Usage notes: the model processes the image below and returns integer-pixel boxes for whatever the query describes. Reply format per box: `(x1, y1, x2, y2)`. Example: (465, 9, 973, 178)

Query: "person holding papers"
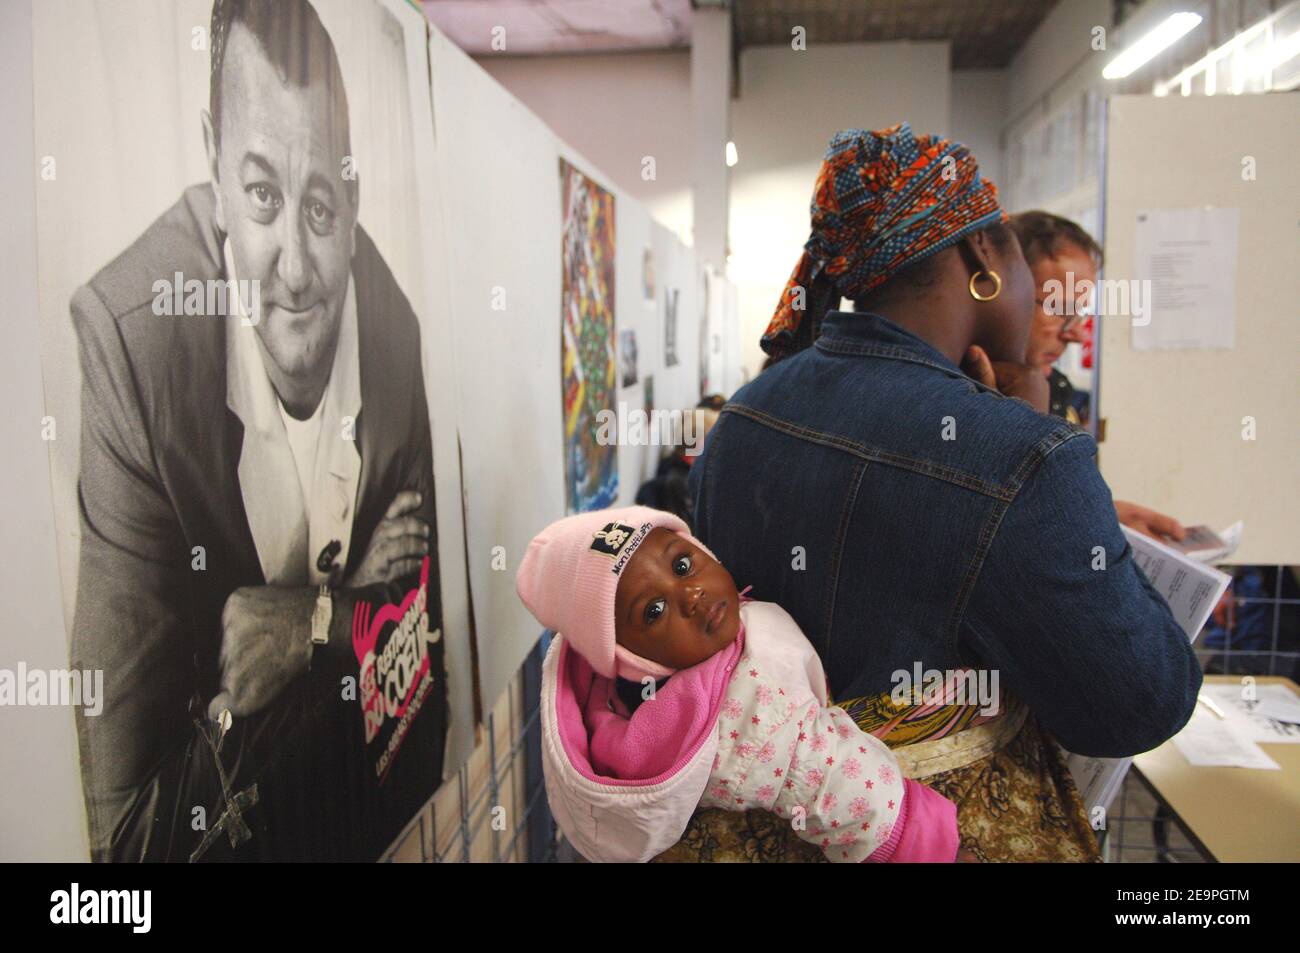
(1009, 211, 1188, 545)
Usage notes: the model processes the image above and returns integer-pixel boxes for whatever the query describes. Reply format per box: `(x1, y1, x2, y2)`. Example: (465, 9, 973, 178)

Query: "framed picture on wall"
(560, 158, 618, 513)
(620, 329, 639, 388)
(642, 246, 656, 303)
(664, 286, 680, 367)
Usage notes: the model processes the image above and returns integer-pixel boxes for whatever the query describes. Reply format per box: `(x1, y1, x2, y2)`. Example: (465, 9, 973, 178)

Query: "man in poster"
(70, 0, 445, 861)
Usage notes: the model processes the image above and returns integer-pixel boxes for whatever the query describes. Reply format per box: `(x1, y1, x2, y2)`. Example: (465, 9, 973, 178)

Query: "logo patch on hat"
(591, 522, 638, 559)
(593, 521, 655, 576)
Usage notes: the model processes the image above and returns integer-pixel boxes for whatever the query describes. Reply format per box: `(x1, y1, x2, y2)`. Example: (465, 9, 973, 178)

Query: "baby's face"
(614, 528, 741, 669)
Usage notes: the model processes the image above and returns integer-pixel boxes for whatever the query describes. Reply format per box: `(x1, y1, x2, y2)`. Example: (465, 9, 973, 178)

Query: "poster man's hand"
(208, 586, 315, 720)
(344, 490, 430, 589)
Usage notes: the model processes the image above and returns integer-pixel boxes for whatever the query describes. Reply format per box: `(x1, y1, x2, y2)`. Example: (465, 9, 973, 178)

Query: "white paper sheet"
(1132, 206, 1238, 350)
(1065, 752, 1131, 814)
(1170, 706, 1281, 769)
(1200, 684, 1300, 743)
(1249, 684, 1300, 724)
(1122, 526, 1231, 640)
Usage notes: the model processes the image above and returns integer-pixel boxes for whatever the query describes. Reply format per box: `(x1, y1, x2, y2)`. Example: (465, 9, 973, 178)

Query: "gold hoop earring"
(968, 269, 1002, 302)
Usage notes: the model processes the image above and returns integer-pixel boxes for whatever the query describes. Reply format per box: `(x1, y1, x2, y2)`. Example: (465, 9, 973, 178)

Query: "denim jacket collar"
(815, 310, 966, 378)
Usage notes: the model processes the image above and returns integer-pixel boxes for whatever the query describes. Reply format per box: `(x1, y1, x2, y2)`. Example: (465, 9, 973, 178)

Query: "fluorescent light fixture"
(725, 141, 738, 167)
(1103, 12, 1203, 79)
(1271, 30, 1300, 68)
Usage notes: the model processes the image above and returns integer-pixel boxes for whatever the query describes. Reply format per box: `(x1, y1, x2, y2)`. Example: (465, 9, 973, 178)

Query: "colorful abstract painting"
(560, 159, 618, 513)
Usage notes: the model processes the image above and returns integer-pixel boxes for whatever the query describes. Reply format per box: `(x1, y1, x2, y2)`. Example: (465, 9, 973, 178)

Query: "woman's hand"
(962, 345, 1049, 414)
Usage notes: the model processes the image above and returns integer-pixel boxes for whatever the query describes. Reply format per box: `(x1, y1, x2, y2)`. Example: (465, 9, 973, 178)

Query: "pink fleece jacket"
(540, 598, 959, 863)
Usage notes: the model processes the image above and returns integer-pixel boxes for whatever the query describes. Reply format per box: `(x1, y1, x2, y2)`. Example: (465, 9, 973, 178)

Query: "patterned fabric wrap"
(762, 122, 1007, 359)
(654, 684, 1101, 863)
(838, 672, 1006, 746)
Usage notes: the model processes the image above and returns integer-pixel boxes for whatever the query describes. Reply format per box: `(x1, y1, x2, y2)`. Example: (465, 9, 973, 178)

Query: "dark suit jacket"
(70, 184, 445, 861)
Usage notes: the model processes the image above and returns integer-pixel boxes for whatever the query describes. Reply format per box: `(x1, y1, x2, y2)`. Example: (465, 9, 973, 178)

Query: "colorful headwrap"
(761, 123, 1007, 360)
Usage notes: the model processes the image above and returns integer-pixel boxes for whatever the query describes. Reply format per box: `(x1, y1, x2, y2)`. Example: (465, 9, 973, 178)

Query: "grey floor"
(1102, 771, 1207, 863)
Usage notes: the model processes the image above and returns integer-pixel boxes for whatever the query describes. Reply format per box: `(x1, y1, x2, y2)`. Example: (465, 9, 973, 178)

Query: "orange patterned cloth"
(762, 123, 1005, 360)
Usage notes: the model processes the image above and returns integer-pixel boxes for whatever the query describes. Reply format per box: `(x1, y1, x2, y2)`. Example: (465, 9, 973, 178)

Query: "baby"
(517, 505, 960, 863)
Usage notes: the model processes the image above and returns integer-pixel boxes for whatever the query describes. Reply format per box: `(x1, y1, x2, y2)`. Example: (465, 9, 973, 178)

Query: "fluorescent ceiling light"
(1103, 12, 1203, 79)
(1271, 30, 1300, 68)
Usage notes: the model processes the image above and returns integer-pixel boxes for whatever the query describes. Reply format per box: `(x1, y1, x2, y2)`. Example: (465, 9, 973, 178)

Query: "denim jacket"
(690, 311, 1201, 759)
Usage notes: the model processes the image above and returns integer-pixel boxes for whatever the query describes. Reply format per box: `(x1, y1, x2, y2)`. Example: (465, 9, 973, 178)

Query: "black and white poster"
(33, 0, 452, 861)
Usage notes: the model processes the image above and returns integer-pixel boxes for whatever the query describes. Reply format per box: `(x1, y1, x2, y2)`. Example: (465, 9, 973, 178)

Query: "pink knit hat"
(516, 506, 717, 682)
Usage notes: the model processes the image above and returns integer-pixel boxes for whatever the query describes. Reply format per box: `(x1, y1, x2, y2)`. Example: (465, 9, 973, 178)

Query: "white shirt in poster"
(223, 238, 363, 586)
(278, 396, 326, 508)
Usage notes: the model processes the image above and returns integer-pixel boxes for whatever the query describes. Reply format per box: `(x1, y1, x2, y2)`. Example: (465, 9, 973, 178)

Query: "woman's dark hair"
(855, 222, 1018, 306)
(209, 0, 357, 206)
(696, 394, 726, 412)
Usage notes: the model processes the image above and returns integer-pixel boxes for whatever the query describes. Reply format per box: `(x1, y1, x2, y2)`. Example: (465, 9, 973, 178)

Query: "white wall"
(1100, 93, 1300, 565)
(729, 42, 951, 378)
(1003, 0, 1112, 123)
(948, 69, 1005, 190)
(478, 50, 694, 242)
(438, 29, 732, 717)
(479, 40, 956, 382)
(999, 0, 1113, 220)
(0, 0, 88, 862)
(690, 8, 731, 270)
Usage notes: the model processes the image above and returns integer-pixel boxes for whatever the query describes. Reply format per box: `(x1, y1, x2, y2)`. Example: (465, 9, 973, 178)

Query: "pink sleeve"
(867, 779, 959, 863)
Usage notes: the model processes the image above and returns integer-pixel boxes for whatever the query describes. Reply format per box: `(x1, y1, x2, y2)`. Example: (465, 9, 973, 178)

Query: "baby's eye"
(643, 598, 666, 625)
(672, 554, 692, 576)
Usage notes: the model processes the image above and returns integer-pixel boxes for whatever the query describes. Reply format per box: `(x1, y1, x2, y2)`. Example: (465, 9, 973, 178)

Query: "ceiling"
(736, 0, 1061, 69)
(421, 0, 694, 55)
(422, 0, 1061, 68)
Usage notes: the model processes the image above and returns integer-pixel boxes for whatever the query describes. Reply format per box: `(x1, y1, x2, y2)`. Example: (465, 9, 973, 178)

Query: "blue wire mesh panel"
(384, 632, 557, 862)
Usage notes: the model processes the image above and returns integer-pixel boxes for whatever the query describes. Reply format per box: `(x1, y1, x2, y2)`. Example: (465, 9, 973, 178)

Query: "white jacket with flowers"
(540, 599, 957, 863)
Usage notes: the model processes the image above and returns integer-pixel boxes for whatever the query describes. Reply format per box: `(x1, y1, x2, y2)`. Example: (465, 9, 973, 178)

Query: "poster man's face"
(208, 24, 356, 384)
